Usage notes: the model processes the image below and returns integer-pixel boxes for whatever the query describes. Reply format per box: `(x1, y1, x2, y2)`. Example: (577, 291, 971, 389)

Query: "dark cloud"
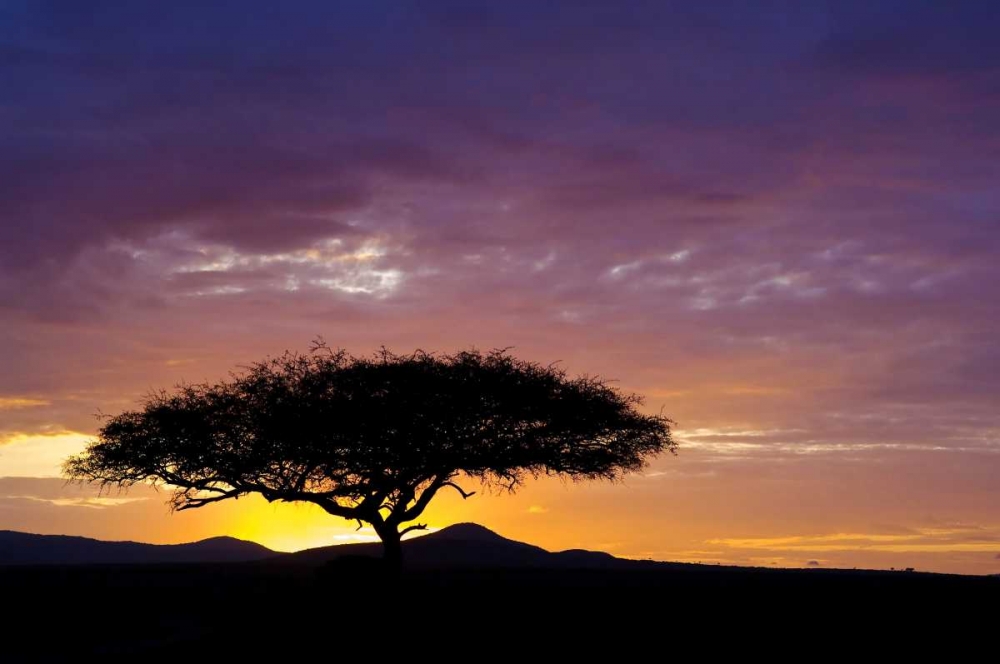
(807, 560, 820, 567)
(815, 2, 1000, 78)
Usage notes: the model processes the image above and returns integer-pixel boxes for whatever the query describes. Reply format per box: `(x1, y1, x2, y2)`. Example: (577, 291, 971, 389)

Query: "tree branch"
(400, 523, 427, 537)
(257, 486, 360, 520)
(175, 488, 242, 510)
(309, 497, 359, 520)
(399, 476, 446, 523)
(442, 481, 476, 499)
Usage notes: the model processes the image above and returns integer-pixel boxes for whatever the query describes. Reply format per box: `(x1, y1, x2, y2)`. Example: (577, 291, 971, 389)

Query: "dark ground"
(2, 560, 995, 659)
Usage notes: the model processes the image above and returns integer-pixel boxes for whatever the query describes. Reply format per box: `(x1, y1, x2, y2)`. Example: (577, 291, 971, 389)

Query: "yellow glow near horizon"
(222, 495, 448, 552)
(0, 431, 91, 477)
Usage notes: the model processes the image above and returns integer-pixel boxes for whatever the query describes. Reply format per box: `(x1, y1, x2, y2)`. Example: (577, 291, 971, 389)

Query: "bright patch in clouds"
(117, 234, 408, 299)
(314, 268, 403, 296)
(168, 237, 405, 297)
(0, 431, 91, 477)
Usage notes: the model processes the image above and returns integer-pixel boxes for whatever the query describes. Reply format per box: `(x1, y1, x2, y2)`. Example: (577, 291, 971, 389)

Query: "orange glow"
(0, 397, 51, 410)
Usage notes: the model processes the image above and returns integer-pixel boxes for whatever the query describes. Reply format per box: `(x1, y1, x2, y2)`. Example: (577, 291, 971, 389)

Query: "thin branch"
(399, 476, 446, 522)
(309, 336, 331, 355)
(442, 481, 476, 500)
(400, 523, 427, 537)
(175, 489, 241, 510)
(313, 500, 358, 519)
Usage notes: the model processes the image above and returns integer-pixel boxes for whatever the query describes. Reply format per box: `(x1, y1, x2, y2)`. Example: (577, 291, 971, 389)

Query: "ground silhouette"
(282, 522, 630, 569)
(0, 530, 273, 565)
(3, 522, 995, 657)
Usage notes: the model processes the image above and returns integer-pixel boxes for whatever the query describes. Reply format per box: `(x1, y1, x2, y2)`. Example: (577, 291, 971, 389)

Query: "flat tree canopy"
(65, 346, 674, 569)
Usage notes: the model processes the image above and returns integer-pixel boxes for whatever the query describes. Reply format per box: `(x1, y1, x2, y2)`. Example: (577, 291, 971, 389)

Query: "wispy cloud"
(0, 397, 50, 410)
(5, 495, 148, 510)
(708, 526, 1000, 554)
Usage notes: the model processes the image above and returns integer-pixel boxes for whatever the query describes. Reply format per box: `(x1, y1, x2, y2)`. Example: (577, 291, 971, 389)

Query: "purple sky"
(2, 1, 999, 573)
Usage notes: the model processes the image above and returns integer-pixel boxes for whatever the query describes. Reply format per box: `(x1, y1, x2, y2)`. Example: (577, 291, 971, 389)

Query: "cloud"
(0, 477, 158, 514)
(708, 525, 1000, 554)
(8, 495, 149, 510)
(814, 3, 1000, 80)
(807, 560, 820, 567)
(527, 506, 549, 515)
(0, 397, 50, 410)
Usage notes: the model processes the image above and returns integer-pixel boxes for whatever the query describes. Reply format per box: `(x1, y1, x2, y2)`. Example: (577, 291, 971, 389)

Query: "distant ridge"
(278, 522, 664, 570)
(0, 525, 978, 577)
(0, 523, 674, 570)
(0, 530, 275, 566)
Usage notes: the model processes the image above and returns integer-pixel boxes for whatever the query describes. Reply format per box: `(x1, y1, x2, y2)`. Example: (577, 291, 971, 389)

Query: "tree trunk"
(379, 528, 403, 577)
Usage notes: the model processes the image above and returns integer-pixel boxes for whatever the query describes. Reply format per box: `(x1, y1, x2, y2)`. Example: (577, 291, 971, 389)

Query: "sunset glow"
(2, 1, 999, 575)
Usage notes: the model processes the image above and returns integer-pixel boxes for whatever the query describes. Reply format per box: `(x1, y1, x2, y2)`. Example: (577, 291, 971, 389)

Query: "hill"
(0, 522, 651, 569)
(279, 522, 644, 569)
(0, 530, 274, 565)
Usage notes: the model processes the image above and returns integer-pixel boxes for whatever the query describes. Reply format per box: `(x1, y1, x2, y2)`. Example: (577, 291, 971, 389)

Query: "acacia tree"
(65, 345, 674, 571)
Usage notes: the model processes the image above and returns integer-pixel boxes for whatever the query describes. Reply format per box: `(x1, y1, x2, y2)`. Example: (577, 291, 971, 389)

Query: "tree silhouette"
(65, 344, 674, 571)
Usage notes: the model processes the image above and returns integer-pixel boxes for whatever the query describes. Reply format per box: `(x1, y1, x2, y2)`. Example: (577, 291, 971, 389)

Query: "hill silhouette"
(3, 523, 997, 582)
(0, 522, 650, 569)
(279, 522, 656, 570)
(0, 530, 274, 565)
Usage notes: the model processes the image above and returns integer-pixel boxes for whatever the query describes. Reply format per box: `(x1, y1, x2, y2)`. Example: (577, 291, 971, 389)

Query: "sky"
(1, 0, 999, 574)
